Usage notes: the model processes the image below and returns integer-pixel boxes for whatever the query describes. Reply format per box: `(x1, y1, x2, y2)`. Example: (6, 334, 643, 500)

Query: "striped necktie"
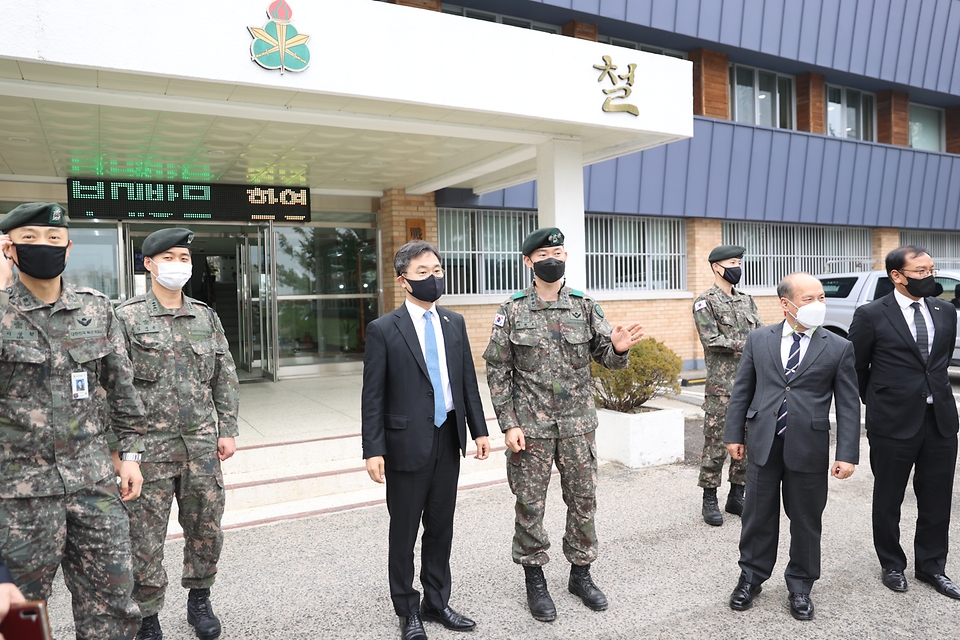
(776, 332, 803, 438)
(911, 302, 929, 363)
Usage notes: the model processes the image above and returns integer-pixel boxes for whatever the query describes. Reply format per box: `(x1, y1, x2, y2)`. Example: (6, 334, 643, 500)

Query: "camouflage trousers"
(699, 394, 748, 488)
(0, 477, 141, 640)
(127, 453, 225, 618)
(506, 431, 598, 567)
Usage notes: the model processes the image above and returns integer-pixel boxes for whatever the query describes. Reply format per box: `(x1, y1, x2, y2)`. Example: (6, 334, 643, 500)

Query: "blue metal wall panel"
(650, 0, 677, 32)
(520, 0, 960, 95)
(597, 0, 627, 20)
(848, 0, 875, 77)
(744, 128, 771, 221)
(662, 141, 689, 214)
(638, 144, 666, 214)
(759, 0, 783, 56)
(439, 119, 960, 231)
(613, 152, 641, 213)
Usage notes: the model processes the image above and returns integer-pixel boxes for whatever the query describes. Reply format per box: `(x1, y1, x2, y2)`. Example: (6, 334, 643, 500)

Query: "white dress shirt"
(893, 288, 935, 403)
(780, 320, 814, 370)
(405, 299, 455, 412)
(893, 288, 935, 354)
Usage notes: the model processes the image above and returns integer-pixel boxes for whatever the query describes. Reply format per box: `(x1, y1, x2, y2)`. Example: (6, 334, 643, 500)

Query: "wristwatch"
(119, 452, 142, 463)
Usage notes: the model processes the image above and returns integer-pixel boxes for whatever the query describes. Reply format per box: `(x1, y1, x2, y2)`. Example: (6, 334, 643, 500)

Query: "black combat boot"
(523, 565, 557, 622)
(725, 484, 745, 516)
(568, 564, 608, 611)
(135, 613, 163, 640)
(187, 588, 222, 640)
(702, 487, 723, 526)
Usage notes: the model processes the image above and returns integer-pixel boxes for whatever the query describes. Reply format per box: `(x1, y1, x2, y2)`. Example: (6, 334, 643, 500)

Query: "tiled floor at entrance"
(235, 373, 496, 446)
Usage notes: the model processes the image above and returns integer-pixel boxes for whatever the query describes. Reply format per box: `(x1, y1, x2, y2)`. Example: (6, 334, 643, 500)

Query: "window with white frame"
(729, 65, 794, 130)
(826, 85, 875, 141)
(597, 35, 685, 59)
(440, 4, 560, 33)
(439, 208, 539, 296)
(900, 230, 960, 270)
(438, 209, 687, 294)
(585, 214, 686, 291)
(722, 222, 872, 288)
(909, 104, 944, 152)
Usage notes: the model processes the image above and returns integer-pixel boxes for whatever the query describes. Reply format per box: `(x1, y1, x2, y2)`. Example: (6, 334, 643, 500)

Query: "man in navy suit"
(848, 246, 960, 598)
(362, 240, 490, 640)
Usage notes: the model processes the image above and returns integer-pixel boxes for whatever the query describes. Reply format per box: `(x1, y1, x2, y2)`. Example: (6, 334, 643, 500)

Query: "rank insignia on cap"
(493, 313, 506, 327)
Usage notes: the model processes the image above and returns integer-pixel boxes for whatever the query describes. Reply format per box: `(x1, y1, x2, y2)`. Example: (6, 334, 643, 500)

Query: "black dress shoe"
(420, 605, 476, 631)
(915, 571, 960, 599)
(729, 575, 762, 611)
(788, 592, 814, 620)
(881, 568, 908, 592)
(400, 613, 427, 640)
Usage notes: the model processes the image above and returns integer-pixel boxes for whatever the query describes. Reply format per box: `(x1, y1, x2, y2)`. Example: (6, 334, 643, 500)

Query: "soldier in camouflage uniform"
(483, 227, 644, 623)
(693, 245, 763, 526)
(0, 202, 146, 640)
(113, 228, 239, 640)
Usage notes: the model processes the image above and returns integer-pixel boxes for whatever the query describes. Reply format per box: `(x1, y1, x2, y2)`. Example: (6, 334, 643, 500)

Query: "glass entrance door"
(258, 223, 279, 382)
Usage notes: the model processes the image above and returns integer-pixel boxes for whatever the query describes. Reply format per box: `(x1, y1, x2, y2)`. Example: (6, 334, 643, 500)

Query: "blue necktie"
(776, 332, 802, 438)
(423, 310, 447, 427)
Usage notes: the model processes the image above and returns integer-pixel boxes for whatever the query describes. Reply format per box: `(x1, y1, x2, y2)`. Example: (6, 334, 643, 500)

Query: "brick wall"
(796, 73, 826, 134)
(946, 106, 960, 154)
(688, 49, 729, 120)
(388, 0, 441, 10)
(562, 20, 598, 41)
(871, 227, 901, 270)
(455, 294, 784, 373)
(877, 90, 910, 147)
(379, 189, 439, 312)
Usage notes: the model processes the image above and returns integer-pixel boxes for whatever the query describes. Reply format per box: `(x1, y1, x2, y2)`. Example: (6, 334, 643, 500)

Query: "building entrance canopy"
(0, 0, 691, 200)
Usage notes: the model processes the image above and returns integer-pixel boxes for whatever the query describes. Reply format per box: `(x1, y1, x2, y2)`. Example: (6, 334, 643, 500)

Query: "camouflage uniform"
(0, 279, 146, 640)
(114, 289, 239, 619)
(693, 284, 762, 488)
(483, 284, 628, 566)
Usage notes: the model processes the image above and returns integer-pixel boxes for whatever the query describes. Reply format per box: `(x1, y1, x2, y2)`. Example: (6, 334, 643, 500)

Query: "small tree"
(591, 337, 682, 413)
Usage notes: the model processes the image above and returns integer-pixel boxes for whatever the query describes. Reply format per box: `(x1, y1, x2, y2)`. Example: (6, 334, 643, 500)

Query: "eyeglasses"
(403, 268, 444, 279)
(899, 268, 938, 278)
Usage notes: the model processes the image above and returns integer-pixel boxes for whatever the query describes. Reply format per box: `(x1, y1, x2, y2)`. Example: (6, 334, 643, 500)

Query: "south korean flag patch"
(493, 313, 506, 327)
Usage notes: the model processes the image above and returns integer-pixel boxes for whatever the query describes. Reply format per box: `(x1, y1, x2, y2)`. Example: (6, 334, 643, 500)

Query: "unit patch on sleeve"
(493, 313, 506, 327)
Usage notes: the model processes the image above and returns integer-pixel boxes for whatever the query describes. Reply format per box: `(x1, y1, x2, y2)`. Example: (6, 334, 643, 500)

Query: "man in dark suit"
(362, 240, 490, 640)
(848, 245, 960, 598)
(725, 272, 860, 621)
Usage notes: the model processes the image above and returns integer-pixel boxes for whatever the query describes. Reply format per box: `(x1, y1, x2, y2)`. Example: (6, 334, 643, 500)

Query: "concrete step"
(167, 422, 507, 536)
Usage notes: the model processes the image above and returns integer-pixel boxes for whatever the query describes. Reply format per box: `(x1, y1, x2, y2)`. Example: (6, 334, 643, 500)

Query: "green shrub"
(591, 337, 682, 413)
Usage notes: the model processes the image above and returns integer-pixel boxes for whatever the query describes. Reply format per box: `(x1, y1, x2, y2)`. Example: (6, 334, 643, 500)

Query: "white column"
(536, 139, 586, 289)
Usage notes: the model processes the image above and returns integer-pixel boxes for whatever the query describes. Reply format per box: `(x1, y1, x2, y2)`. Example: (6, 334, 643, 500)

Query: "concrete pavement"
(45, 420, 960, 639)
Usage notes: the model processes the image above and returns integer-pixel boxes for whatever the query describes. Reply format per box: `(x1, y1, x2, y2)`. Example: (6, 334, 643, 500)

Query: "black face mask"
(405, 275, 444, 303)
(533, 258, 565, 283)
(904, 274, 942, 298)
(13, 243, 68, 280)
(718, 265, 742, 285)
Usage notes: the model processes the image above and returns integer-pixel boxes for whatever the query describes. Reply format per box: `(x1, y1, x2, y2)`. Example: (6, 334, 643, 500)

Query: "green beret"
(0, 202, 69, 233)
(521, 227, 565, 256)
(708, 245, 746, 263)
(141, 228, 194, 257)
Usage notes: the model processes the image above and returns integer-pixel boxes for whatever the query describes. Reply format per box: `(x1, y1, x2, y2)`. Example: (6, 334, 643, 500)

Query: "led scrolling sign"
(67, 179, 311, 223)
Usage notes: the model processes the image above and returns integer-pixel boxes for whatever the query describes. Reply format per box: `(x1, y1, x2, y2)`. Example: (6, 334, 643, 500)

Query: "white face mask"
(151, 261, 192, 291)
(787, 299, 827, 329)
